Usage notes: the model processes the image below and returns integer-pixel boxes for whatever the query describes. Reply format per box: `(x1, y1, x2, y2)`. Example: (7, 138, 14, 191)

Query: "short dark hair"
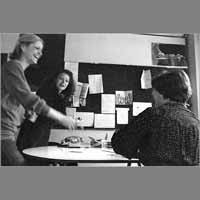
(152, 70, 192, 103)
(9, 33, 44, 60)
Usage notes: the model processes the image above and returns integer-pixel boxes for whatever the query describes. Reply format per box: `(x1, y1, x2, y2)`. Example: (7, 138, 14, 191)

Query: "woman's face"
(21, 41, 43, 64)
(55, 73, 70, 92)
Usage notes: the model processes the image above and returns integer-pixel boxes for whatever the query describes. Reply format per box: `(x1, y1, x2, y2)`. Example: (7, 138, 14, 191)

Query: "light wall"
(1, 33, 19, 53)
(65, 33, 185, 66)
(187, 34, 200, 119)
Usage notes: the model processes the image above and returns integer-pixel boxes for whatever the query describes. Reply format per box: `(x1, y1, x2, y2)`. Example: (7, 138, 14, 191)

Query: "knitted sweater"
(1, 60, 50, 140)
(112, 102, 200, 166)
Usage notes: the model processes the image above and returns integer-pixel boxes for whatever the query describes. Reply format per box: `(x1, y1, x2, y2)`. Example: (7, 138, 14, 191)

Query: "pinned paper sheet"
(80, 83, 89, 106)
(75, 112, 94, 127)
(88, 74, 104, 94)
(66, 107, 76, 118)
(116, 108, 129, 124)
(80, 98, 86, 106)
(73, 82, 89, 107)
(72, 96, 80, 107)
(141, 70, 152, 89)
(72, 82, 83, 107)
(132, 102, 152, 116)
(101, 94, 115, 114)
(65, 62, 79, 82)
(74, 82, 83, 97)
(115, 90, 133, 105)
(80, 83, 89, 99)
(94, 114, 115, 128)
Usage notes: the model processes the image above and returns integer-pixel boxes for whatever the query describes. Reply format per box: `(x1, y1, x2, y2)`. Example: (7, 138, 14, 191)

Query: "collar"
(163, 101, 188, 108)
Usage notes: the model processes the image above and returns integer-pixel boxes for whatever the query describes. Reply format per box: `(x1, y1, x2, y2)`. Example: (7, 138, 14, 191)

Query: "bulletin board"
(76, 62, 178, 129)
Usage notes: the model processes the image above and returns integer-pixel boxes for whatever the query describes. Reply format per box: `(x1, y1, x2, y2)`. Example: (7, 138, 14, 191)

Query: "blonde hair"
(9, 33, 44, 60)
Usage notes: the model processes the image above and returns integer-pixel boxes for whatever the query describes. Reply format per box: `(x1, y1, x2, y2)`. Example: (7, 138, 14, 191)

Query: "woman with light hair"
(1, 34, 76, 166)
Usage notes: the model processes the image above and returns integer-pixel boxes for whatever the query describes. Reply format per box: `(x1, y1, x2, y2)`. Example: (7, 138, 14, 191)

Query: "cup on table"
(101, 140, 112, 150)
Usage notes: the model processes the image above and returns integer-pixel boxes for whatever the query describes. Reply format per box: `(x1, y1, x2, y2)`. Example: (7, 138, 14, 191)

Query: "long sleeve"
(35, 83, 69, 129)
(111, 108, 153, 159)
(37, 85, 67, 114)
(2, 61, 50, 115)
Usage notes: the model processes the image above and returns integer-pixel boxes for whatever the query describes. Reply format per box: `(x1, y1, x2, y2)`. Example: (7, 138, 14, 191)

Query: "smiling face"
(21, 41, 43, 64)
(55, 73, 70, 93)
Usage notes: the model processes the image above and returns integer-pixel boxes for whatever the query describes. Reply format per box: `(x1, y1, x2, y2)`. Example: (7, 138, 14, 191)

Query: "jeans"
(1, 139, 26, 166)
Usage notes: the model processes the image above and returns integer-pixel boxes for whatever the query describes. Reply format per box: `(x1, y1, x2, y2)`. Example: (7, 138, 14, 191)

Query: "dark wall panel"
(25, 34, 66, 90)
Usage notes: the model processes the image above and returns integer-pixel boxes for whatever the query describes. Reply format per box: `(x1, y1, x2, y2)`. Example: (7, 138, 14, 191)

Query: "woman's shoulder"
(2, 60, 23, 73)
(5, 60, 19, 66)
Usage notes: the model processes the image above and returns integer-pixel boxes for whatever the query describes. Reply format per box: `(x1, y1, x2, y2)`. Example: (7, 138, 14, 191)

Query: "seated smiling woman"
(111, 70, 200, 166)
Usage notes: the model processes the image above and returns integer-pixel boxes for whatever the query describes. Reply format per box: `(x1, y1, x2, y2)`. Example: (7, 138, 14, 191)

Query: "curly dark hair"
(55, 69, 75, 97)
(152, 70, 192, 103)
(42, 69, 75, 98)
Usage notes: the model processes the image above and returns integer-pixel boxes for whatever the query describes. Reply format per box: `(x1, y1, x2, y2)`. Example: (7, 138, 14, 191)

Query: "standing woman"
(1, 34, 76, 166)
(17, 69, 75, 151)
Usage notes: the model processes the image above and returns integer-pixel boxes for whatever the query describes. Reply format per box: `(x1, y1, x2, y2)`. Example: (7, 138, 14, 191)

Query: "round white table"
(22, 146, 141, 166)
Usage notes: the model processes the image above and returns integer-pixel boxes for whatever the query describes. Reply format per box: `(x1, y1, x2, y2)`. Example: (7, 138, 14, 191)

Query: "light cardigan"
(1, 60, 50, 140)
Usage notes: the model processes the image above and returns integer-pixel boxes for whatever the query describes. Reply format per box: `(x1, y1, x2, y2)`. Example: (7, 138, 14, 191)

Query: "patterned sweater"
(111, 102, 200, 166)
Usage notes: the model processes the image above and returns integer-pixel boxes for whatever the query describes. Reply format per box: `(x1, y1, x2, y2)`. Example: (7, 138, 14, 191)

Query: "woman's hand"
(25, 110, 38, 122)
(47, 107, 76, 129)
(60, 116, 76, 130)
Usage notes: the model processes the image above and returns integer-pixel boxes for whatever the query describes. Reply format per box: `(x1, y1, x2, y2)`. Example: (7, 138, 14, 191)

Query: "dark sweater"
(16, 78, 71, 150)
(111, 102, 200, 166)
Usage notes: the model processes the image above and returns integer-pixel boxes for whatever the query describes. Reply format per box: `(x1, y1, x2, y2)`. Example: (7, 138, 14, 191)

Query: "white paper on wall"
(88, 74, 104, 94)
(72, 96, 80, 107)
(72, 82, 83, 107)
(75, 112, 94, 127)
(80, 83, 89, 99)
(66, 107, 76, 118)
(74, 82, 83, 97)
(1, 33, 19, 53)
(132, 102, 152, 116)
(116, 107, 129, 124)
(101, 94, 115, 113)
(94, 114, 115, 128)
(64, 62, 79, 82)
(140, 70, 152, 89)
